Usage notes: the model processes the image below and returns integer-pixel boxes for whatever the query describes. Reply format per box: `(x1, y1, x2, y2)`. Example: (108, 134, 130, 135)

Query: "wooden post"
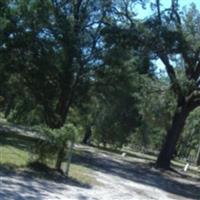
(196, 142, 200, 166)
(64, 139, 74, 176)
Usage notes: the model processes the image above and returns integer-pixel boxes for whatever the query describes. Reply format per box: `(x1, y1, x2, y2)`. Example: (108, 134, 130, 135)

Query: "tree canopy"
(1, 0, 200, 170)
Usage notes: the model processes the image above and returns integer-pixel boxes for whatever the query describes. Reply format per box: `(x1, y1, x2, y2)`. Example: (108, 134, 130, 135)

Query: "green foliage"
(32, 123, 77, 164)
(130, 76, 176, 149)
(178, 108, 200, 157)
(91, 46, 144, 147)
(1, 0, 200, 170)
(182, 4, 200, 52)
(0, 0, 109, 129)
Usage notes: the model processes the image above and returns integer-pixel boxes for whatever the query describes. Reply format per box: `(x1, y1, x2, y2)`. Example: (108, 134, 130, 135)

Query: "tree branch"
(193, 60, 200, 80)
(158, 52, 182, 96)
(186, 89, 200, 110)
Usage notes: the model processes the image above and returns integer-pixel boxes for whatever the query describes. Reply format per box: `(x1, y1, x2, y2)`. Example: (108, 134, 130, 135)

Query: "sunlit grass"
(0, 134, 100, 185)
(0, 131, 199, 185)
(0, 145, 30, 167)
(69, 163, 100, 186)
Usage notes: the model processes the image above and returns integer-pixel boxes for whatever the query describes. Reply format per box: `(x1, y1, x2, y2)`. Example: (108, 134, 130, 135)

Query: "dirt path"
(0, 145, 200, 200)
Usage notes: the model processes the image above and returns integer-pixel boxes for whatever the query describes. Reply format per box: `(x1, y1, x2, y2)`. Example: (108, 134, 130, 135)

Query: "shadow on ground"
(1, 127, 199, 200)
(96, 146, 156, 162)
(0, 164, 91, 200)
(0, 132, 38, 153)
(72, 147, 200, 200)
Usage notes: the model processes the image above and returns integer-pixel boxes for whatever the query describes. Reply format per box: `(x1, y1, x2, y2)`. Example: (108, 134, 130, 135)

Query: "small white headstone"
(121, 152, 126, 157)
(184, 163, 190, 172)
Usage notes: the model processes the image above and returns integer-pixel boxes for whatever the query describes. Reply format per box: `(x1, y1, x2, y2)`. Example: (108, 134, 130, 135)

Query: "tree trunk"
(55, 146, 65, 172)
(82, 125, 92, 145)
(156, 105, 189, 169)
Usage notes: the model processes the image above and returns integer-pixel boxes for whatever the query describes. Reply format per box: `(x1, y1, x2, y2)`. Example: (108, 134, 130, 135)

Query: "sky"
(136, 0, 200, 19)
(134, 0, 200, 76)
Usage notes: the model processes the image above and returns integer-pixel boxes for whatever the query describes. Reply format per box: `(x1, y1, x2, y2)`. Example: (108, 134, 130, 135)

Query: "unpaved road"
(0, 145, 200, 200)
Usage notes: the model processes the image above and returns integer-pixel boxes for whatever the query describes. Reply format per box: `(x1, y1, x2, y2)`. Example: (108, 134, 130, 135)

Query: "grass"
(0, 145, 30, 167)
(171, 160, 200, 176)
(0, 133, 100, 186)
(69, 163, 100, 186)
(0, 125, 199, 185)
(0, 131, 35, 167)
(94, 144, 200, 175)
(0, 131, 37, 166)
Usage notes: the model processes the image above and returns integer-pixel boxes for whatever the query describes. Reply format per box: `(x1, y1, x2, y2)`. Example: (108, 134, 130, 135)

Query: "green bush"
(32, 123, 77, 165)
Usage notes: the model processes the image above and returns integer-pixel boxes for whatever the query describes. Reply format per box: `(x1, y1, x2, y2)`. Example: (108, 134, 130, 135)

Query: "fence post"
(64, 139, 74, 176)
(196, 142, 200, 166)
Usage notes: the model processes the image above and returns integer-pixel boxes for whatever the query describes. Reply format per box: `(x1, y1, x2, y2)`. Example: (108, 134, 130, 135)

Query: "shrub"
(31, 123, 77, 166)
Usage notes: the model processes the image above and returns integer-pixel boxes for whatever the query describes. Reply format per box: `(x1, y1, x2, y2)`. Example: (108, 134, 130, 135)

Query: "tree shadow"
(0, 132, 39, 153)
(92, 145, 156, 162)
(0, 163, 91, 200)
(0, 163, 91, 189)
(72, 148, 200, 199)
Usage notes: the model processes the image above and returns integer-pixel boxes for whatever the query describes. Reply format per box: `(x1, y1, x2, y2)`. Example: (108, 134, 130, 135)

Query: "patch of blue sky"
(134, 0, 200, 77)
(135, 0, 200, 19)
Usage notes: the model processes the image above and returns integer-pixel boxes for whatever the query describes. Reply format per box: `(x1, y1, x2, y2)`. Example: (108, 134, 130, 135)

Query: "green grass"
(0, 133, 35, 167)
(94, 145, 200, 175)
(171, 159, 200, 176)
(1, 127, 199, 185)
(0, 133, 100, 185)
(0, 145, 30, 167)
(68, 163, 100, 185)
